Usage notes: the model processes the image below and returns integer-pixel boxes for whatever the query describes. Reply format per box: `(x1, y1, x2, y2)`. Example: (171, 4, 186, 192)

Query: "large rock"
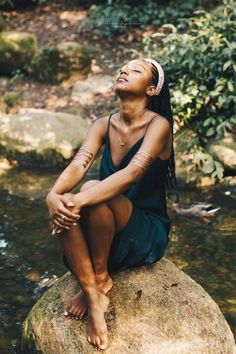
(0, 31, 38, 75)
(30, 41, 93, 83)
(0, 108, 90, 167)
(18, 258, 236, 354)
(71, 73, 114, 105)
(206, 134, 236, 172)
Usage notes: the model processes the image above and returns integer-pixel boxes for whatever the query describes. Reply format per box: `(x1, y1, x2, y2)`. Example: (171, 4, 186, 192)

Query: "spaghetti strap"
(104, 113, 113, 143)
(141, 114, 160, 136)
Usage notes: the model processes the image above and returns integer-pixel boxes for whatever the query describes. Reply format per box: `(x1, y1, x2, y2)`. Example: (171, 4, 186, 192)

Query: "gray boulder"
(19, 258, 236, 354)
(71, 73, 114, 105)
(206, 134, 236, 172)
(0, 31, 38, 75)
(0, 108, 90, 167)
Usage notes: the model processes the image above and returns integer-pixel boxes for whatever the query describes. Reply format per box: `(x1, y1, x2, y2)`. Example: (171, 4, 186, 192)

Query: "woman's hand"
(46, 191, 80, 233)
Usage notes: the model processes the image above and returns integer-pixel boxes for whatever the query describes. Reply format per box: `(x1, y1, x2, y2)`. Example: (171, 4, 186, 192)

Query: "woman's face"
(113, 59, 156, 97)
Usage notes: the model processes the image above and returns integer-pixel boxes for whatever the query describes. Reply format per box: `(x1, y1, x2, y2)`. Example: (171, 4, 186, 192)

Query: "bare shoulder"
(90, 114, 112, 136)
(147, 113, 171, 133)
(142, 113, 171, 149)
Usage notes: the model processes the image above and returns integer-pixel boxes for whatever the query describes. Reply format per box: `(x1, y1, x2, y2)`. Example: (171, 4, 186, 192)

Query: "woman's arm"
(47, 117, 107, 195)
(75, 116, 171, 209)
(46, 116, 109, 226)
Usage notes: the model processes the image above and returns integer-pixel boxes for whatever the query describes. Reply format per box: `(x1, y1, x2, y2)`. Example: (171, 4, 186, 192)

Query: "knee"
(80, 179, 100, 192)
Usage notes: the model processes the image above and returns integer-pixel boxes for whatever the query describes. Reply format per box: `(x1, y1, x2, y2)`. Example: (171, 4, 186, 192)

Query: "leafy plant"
(141, 0, 236, 144)
(134, 0, 235, 180)
(0, 0, 13, 6)
(0, 0, 46, 8)
(78, 0, 217, 37)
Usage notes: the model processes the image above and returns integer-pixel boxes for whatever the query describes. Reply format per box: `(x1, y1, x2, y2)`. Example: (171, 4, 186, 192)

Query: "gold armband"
(129, 150, 154, 171)
(71, 147, 94, 168)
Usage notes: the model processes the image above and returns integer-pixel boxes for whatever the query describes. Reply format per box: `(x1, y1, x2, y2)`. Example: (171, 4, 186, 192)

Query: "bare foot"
(64, 275, 113, 320)
(87, 292, 109, 350)
(64, 291, 88, 319)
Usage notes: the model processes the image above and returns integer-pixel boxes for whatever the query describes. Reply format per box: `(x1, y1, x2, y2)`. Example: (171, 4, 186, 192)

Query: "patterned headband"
(144, 58, 164, 96)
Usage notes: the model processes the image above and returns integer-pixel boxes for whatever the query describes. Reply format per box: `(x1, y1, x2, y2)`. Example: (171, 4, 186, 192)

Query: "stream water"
(0, 164, 235, 353)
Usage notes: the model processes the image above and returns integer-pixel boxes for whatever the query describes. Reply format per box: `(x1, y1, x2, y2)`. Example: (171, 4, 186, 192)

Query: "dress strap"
(104, 113, 112, 143)
(143, 114, 160, 135)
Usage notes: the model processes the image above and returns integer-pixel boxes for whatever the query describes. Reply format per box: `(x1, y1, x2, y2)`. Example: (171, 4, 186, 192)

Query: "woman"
(46, 58, 176, 351)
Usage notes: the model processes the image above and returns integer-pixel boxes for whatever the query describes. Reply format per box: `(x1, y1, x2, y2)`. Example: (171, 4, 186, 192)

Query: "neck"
(119, 96, 148, 126)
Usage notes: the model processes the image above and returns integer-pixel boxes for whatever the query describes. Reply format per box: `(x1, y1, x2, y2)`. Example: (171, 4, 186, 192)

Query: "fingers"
(51, 214, 80, 235)
(53, 218, 66, 229)
(61, 194, 75, 208)
(58, 205, 79, 221)
(54, 214, 80, 228)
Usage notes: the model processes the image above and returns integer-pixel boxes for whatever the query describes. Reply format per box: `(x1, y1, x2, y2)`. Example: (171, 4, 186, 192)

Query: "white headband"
(144, 58, 164, 96)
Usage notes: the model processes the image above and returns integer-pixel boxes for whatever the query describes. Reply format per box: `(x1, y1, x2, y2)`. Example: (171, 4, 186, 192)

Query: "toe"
(95, 336, 101, 350)
(100, 342, 107, 350)
(75, 310, 83, 320)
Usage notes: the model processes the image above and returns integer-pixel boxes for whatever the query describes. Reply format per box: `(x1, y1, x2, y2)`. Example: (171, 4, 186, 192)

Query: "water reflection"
(0, 166, 235, 353)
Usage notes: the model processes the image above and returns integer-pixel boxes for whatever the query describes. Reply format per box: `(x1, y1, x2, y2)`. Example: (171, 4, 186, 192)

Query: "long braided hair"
(146, 61, 177, 188)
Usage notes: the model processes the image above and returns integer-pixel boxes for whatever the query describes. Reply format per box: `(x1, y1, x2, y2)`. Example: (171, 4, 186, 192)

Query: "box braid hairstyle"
(145, 60, 177, 188)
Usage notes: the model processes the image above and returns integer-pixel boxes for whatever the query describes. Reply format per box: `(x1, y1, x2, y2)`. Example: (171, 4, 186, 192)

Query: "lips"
(117, 76, 128, 82)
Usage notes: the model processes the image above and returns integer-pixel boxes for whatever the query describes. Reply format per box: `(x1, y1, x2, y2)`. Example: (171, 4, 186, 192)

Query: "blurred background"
(0, 0, 235, 353)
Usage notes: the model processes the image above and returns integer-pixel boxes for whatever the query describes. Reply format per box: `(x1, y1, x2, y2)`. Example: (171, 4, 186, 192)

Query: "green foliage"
(0, 0, 46, 9)
(138, 0, 236, 180)
(0, 32, 38, 76)
(0, 0, 12, 6)
(192, 149, 224, 180)
(142, 0, 236, 145)
(30, 43, 92, 83)
(1, 91, 23, 107)
(78, 0, 215, 37)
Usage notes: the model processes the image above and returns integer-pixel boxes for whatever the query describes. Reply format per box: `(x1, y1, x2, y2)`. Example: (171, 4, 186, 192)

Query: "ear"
(146, 85, 157, 96)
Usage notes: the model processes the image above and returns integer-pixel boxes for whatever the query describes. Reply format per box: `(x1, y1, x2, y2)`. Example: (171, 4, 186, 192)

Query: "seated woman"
(46, 58, 177, 351)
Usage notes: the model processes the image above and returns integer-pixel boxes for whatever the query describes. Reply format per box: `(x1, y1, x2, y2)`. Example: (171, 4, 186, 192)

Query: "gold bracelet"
(129, 150, 153, 171)
(71, 147, 94, 168)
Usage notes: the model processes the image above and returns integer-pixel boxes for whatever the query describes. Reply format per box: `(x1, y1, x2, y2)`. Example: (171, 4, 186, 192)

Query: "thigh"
(79, 179, 133, 234)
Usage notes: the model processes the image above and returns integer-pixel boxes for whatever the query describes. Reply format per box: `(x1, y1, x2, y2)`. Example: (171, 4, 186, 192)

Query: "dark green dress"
(101, 113, 171, 274)
(63, 113, 171, 275)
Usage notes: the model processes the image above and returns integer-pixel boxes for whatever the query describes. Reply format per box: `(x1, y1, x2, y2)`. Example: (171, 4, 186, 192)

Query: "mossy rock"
(18, 258, 236, 354)
(30, 41, 93, 83)
(0, 108, 90, 168)
(0, 31, 38, 75)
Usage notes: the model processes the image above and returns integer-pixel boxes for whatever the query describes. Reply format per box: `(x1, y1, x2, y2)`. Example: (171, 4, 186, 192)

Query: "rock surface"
(0, 108, 90, 167)
(206, 134, 236, 172)
(0, 31, 38, 75)
(30, 41, 93, 83)
(19, 258, 236, 354)
(71, 73, 114, 105)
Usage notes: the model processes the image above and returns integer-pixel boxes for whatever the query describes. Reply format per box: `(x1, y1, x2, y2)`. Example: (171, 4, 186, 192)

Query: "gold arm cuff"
(129, 150, 153, 171)
(71, 147, 94, 168)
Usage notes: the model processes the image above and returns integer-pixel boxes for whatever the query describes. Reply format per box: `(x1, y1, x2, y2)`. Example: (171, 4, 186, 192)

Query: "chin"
(114, 85, 129, 96)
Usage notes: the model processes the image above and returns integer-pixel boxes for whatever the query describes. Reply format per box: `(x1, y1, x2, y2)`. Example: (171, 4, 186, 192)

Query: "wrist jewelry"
(129, 150, 154, 171)
(71, 147, 94, 168)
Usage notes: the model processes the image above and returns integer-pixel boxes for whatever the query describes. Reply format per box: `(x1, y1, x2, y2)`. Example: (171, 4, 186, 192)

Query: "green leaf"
(223, 61, 232, 71)
(206, 127, 215, 136)
(227, 82, 234, 92)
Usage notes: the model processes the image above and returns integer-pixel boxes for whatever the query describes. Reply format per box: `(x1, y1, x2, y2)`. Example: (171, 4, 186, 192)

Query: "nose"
(119, 64, 128, 75)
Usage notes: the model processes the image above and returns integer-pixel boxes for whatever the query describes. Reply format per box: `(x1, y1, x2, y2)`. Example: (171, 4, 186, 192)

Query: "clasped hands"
(46, 191, 82, 236)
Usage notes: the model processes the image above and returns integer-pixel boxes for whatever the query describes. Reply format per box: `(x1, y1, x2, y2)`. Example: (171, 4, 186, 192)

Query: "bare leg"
(65, 180, 132, 321)
(58, 224, 109, 350)
(65, 202, 115, 319)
